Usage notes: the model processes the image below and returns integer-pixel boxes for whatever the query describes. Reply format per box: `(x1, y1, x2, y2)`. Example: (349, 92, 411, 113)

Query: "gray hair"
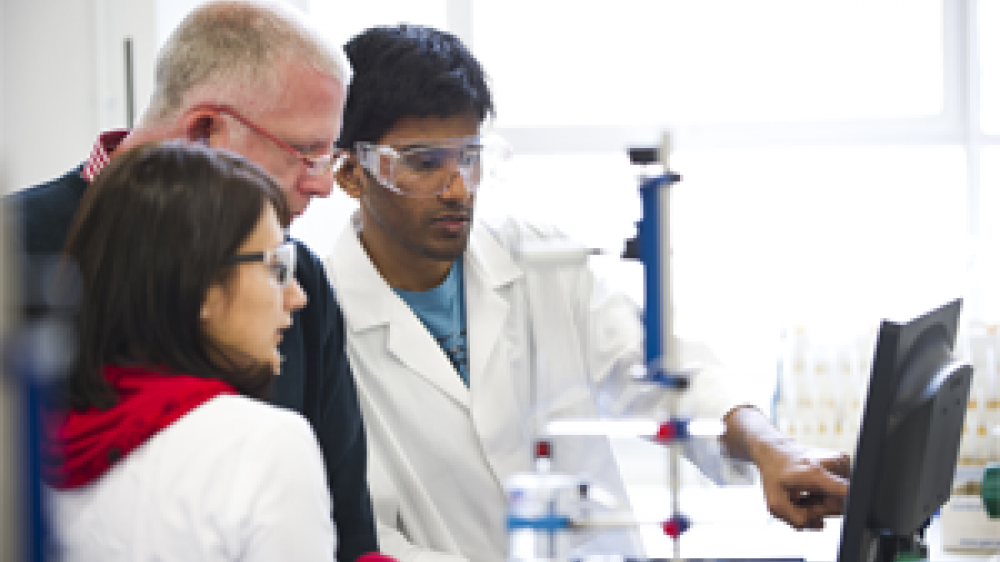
(141, 0, 351, 124)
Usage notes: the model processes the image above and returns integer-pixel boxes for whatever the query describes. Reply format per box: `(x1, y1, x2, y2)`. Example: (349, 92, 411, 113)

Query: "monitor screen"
(837, 298, 974, 562)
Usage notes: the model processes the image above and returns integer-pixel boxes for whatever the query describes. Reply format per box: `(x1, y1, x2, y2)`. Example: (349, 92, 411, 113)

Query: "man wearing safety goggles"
(323, 25, 850, 562)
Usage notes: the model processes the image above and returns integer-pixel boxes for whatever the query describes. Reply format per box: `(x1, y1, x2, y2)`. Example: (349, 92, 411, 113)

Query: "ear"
(201, 284, 227, 322)
(335, 155, 365, 201)
(181, 107, 224, 147)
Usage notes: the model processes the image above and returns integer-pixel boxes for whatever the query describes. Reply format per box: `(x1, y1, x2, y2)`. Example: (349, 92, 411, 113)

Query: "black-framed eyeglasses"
(226, 242, 297, 287)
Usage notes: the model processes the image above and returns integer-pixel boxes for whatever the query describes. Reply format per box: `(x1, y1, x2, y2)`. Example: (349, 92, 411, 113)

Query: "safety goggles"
(226, 242, 297, 288)
(354, 135, 511, 198)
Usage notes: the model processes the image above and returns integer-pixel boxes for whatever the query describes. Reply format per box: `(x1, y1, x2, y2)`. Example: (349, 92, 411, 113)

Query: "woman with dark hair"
(43, 141, 335, 561)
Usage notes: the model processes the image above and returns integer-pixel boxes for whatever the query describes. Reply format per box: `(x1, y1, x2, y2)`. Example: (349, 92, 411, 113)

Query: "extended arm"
(721, 405, 851, 529)
(563, 242, 849, 529)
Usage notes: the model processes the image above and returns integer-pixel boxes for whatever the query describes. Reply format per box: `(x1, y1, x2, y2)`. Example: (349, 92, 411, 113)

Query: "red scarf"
(44, 364, 236, 489)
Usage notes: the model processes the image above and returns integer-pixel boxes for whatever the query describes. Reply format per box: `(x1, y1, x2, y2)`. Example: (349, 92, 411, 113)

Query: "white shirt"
(47, 394, 336, 562)
(324, 216, 771, 562)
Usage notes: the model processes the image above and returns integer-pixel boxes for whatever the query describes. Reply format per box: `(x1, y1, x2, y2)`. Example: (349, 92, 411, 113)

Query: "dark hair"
(335, 24, 495, 148)
(61, 141, 291, 410)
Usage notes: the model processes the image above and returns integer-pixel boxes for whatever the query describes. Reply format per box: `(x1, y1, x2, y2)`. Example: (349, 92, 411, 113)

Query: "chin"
(425, 240, 469, 261)
(424, 248, 465, 262)
(289, 195, 310, 218)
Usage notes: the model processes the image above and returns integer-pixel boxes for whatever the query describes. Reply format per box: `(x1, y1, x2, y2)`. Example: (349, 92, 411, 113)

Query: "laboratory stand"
(504, 134, 997, 562)
(505, 135, 731, 562)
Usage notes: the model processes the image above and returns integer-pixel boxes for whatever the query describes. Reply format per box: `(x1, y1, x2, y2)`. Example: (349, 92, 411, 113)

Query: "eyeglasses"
(195, 104, 343, 176)
(227, 242, 297, 288)
(354, 135, 511, 198)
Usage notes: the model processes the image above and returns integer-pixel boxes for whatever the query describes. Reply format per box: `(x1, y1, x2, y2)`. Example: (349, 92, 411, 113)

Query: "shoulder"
(193, 398, 327, 496)
(472, 216, 597, 273)
(474, 215, 574, 251)
(177, 395, 321, 461)
(6, 166, 88, 256)
(290, 238, 345, 323)
(109, 395, 324, 487)
(290, 239, 326, 291)
(7, 166, 88, 210)
(190, 395, 315, 436)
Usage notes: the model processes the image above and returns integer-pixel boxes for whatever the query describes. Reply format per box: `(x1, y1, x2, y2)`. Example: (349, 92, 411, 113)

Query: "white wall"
(4, 0, 98, 192)
(2, 0, 156, 194)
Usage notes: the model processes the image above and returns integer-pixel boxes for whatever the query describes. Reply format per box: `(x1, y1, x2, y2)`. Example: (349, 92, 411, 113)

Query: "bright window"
(981, 0, 1000, 134)
(474, 0, 943, 127)
(977, 146, 1000, 319)
(478, 145, 968, 354)
(309, 0, 447, 44)
(299, 0, 979, 344)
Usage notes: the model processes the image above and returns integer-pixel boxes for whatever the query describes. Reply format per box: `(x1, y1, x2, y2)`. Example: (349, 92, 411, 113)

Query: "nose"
(297, 171, 336, 199)
(284, 279, 308, 312)
(438, 168, 472, 201)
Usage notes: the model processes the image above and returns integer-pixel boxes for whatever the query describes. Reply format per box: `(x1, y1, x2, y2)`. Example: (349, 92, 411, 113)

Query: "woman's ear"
(201, 285, 226, 322)
(335, 156, 365, 200)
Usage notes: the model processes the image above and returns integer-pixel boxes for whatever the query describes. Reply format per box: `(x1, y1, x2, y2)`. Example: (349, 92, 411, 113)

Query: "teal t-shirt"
(394, 260, 470, 386)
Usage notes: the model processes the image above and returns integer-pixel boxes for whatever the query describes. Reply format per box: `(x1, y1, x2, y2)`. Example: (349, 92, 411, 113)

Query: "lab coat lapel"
(331, 224, 470, 409)
(464, 233, 518, 386)
(464, 225, 534, 481)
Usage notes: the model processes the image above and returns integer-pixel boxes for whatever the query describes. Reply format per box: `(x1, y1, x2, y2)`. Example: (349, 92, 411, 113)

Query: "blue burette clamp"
(624, 143, 683, 385)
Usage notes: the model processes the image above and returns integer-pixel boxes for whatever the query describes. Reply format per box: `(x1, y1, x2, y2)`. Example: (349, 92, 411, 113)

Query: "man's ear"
(335, 156, 365, 200)
(181, 107, 223, 146)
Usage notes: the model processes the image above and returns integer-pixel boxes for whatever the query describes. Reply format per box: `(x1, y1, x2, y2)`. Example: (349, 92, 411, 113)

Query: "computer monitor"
(837, 298, 973, 562)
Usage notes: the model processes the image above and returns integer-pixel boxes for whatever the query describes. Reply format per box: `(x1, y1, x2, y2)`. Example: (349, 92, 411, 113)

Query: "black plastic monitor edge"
(836, 298, 973, 562)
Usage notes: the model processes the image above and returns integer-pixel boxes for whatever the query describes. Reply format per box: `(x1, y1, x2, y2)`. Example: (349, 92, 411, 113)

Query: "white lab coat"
(325, 215, 770, 562)
(46, 395, 336, 562)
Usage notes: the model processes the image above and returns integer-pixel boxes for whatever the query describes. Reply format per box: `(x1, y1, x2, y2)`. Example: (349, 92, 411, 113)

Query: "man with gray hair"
(6, 2, 378, 561)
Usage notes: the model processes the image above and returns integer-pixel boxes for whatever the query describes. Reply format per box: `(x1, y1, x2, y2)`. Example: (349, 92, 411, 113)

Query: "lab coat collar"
(331, 214, 404, 333)
(329, 214, 524, 409)
(333, 213, 523, 327)
(463, 218, 523, 291)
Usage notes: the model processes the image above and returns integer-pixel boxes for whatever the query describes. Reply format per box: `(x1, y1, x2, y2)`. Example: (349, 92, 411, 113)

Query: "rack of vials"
(775, 319, 1000, 478)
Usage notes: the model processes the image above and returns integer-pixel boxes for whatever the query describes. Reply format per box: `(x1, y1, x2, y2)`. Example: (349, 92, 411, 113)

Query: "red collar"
(44, 364, 235, 489)
(80, 129, 130, 182)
